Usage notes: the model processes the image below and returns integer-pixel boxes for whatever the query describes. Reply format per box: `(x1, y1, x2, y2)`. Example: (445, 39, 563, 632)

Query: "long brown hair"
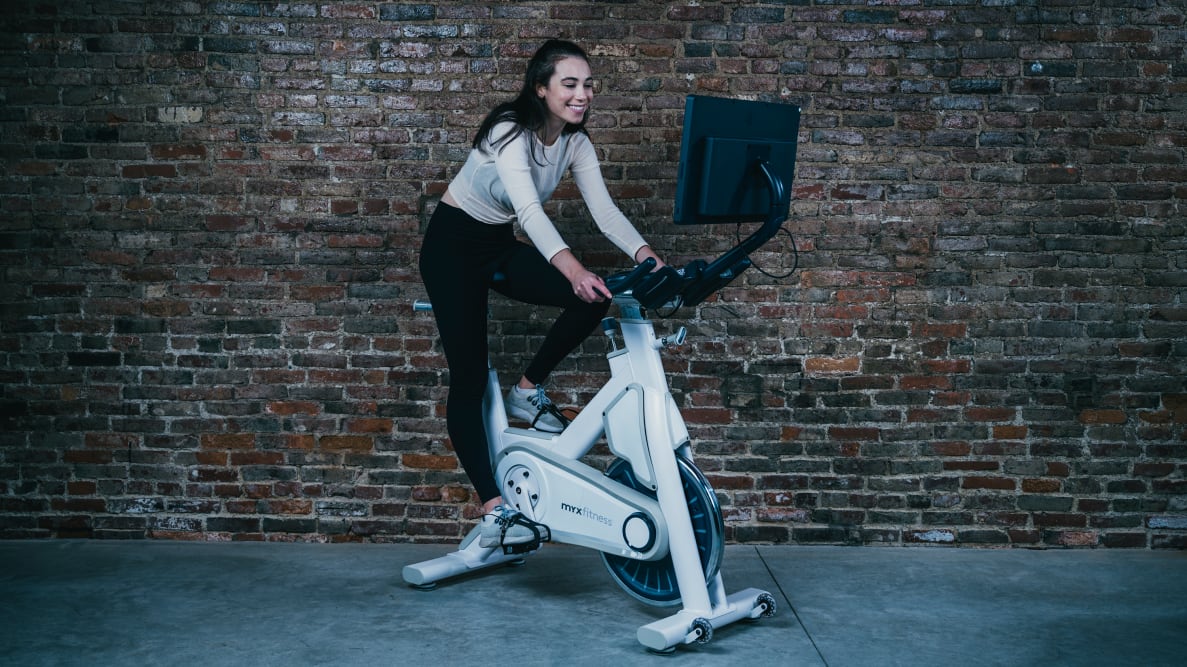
(472, 39, 591, 162)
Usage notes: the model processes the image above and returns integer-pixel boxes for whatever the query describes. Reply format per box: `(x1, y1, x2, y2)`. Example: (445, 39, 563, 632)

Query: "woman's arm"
(569, 137, 665, 268)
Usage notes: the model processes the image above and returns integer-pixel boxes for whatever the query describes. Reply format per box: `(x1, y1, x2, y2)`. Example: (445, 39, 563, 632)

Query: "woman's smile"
(538, 56, 593, 140)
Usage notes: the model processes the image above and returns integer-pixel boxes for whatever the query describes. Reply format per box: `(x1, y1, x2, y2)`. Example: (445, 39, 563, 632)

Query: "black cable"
(654, 296, 683, 319)
(736, 222, 799, 280)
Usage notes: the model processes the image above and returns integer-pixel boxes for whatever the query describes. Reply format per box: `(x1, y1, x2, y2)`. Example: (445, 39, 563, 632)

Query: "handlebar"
(607, 157, 789, 312)
(605, 257, 657, 295)
(605, 213, 785, 310)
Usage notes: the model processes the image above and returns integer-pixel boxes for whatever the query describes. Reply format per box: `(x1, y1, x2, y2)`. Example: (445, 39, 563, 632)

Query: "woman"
(418, 39, 665, 548)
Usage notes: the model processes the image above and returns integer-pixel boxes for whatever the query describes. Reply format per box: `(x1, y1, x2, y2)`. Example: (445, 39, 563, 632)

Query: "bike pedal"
(501, 515, 551, 554)
(502, 541, 537, 555)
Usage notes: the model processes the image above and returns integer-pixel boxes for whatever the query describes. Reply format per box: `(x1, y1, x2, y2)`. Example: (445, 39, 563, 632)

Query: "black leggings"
(418, 203, 611, 503)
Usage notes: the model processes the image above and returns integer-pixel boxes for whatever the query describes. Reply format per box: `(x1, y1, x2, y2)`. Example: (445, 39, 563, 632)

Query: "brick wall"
(1, 1, 1185, 548)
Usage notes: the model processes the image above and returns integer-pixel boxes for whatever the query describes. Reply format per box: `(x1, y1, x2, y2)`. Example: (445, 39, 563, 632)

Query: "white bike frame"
(403, 295, 773, 651)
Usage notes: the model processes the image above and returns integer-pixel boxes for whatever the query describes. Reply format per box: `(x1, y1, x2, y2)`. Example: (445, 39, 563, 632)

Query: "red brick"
(1133, 463, 1174, 477)
(962, 477, 1017, 491)
(151, 144, 207, 159)
(704, 475, 755, 491)
(914, 323, 967, 338)
(122, 164, 177, 178)
(1035, 513, 1088, 528)
(51, 498, 107, 512)
(201, 434, 256, 451)
(965, 407, 1017, 422)
(64, 446, 113, 462)
(266, 401, 321, 416)
(346, 418, 394, 433)
(67, 481, 97, 495)
(1048, 530, 1099, 547)
(263, 500, 312, 515)
(319, 436, 373, 453)
(1079, 409, 1128, 424)
(780, 426, 802, 441)
(993, 425, 1028, 440)
(403, 453, 458, 471)
(805, 357, 861, 374)
(929, 441, 972, 456)
(901, 376, 952, 390)
(1022, 478, 1062, 493)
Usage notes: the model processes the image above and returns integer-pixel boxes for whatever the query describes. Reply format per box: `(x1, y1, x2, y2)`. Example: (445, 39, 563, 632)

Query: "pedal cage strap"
(531, 403, 571, 431)
(502, 514, 552, 555)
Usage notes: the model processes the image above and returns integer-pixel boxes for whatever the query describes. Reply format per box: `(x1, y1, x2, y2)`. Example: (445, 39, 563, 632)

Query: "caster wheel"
(646, 647, 677, 656)
(507, 558, 527, 568)
(755, 592, 777, 618)
(689, 617, 713, 645)
(409, 582, 437, 591)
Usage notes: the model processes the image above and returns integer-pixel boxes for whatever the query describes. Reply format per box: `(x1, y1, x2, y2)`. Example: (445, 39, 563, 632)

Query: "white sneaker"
(478, 505, 537, 548)
(505, 384, 567, 433)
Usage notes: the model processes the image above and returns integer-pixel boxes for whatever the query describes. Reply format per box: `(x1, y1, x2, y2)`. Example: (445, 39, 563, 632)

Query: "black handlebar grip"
(605, 257, 657, 295)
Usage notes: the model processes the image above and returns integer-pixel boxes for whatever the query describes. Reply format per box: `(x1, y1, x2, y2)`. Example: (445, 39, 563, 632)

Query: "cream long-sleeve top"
(444, 121, 649, 263)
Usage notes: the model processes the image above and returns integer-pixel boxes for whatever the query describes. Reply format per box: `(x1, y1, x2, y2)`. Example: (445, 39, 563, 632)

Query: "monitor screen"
(672, 95, 801, 225)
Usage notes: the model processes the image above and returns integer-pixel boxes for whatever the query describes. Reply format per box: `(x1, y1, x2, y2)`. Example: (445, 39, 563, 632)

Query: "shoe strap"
(530, 401, 570, 430)
(495, 510, 551, 549)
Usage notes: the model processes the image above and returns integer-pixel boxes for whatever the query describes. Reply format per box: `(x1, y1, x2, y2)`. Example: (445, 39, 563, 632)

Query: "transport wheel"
(601, 454, 725, 607)
(753, 592, 777, 619)
(690, 617, 714, 644)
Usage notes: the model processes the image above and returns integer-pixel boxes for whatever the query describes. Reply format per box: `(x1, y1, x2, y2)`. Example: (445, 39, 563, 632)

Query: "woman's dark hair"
(472, 39, 591, 159)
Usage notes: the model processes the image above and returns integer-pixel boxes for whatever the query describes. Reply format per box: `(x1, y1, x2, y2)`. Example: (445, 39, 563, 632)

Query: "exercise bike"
(404, 94, 799, 652)
(403, 169, 791, 652)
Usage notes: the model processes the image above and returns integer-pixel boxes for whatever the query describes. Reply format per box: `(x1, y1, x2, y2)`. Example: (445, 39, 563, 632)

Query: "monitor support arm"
(675, 159, 787, 308)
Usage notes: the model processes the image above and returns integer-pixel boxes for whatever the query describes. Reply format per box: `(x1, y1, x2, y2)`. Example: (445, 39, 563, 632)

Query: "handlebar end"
(605, 258, 657, 295)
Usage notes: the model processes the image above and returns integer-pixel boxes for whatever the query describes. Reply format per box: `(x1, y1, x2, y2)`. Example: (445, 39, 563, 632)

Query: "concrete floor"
(1, 540, 1185, 666)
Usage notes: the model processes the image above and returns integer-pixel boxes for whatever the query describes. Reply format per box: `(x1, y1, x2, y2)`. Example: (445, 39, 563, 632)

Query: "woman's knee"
(572, 297, 612, 323)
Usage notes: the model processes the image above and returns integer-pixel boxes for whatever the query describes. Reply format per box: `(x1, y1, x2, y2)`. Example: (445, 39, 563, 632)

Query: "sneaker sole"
(506, 408, 564, 433)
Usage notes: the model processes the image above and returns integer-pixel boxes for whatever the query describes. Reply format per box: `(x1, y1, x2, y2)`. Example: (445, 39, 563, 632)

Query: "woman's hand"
(551, 249, 612, 303)
(634, 245, 666, 270)
(572, 269, 612, 303)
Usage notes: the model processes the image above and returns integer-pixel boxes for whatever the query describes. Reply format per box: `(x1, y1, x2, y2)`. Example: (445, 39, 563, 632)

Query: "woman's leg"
(418, 208, 506, 504)
(495, 243, 612, 386)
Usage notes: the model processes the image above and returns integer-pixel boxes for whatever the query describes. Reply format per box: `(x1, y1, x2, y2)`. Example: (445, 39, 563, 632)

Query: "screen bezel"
(672, 95, 801, 225)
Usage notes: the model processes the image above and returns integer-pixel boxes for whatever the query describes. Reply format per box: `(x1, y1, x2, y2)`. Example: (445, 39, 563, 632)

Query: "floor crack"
(756, 545, 829, 666)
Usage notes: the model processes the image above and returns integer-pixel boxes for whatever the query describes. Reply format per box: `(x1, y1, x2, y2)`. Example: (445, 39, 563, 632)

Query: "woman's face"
(537, 57, 593, 135)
